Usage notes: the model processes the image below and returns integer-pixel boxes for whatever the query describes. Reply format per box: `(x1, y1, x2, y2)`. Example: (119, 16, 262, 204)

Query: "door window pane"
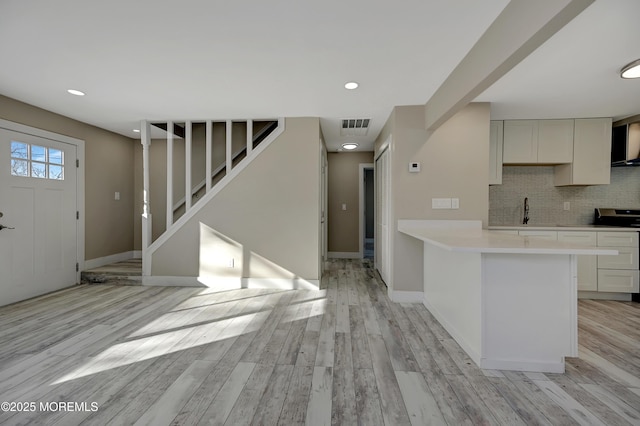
(49, 148, 63, 164)
(32, 145, 46, 162)
(49, 165, 64, 180)
(32, 162, 46, 178)
(9, 142, 65, 180)
(11, 159, 29, 176)
(11, 141, 28, 159)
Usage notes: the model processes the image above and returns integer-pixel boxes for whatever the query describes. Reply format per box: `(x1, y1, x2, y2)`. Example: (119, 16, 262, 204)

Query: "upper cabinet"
(489, 121, 503, 185)
(554, 118, 612, 186)
(503, 119, 574, 164)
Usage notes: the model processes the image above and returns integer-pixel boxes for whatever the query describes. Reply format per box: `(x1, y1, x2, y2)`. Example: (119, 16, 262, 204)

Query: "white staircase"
(139, 118, 284, 276)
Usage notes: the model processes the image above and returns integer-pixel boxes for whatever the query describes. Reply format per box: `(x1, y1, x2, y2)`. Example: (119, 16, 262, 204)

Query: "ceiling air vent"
(340, 118, 371, 136)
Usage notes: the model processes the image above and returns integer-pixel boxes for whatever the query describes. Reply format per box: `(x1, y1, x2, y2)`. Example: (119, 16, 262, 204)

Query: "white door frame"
(0, 119, 85, 282)
(359, 163, 374, 259)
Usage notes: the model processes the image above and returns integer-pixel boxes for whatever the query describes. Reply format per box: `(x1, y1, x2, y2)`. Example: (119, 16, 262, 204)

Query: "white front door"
(0, 128, 78, 306)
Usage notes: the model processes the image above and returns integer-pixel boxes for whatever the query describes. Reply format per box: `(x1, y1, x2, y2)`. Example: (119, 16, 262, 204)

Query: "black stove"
(594, 208, 640, 228)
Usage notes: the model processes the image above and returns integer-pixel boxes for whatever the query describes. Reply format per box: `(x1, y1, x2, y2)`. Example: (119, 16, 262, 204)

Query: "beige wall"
(375, 103, 490, 293)
(327, 151, 374, 253)
(150, 117, 321, 281)
(134, 121, 255, 247)
(0, 95, 135, 261)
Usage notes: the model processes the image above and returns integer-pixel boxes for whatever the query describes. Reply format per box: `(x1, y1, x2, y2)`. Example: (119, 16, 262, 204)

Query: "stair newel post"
(141, 120, 152, 276)
(166, 121, 174, 230)
(206, 120, 212, 193)
(246, 119, 253, 155)
(185, 121, 192, 211)
(226, 120, 232, 174)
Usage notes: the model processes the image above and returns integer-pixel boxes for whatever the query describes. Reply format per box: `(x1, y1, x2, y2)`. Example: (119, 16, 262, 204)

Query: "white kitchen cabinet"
(518, 230, 557, 240)
(558, 231, 597, 291)
(597, 231, 638, 247)
(489, 121, 503, 185)
(503, 120, 573, 164)
(595, 230, 638, 293)
(598, 247, 639, 270)
(538, 120, 574, 163)
(503, 120, 538, 164)
(554, 118, 612, 186)
(597, 269, 640, 293)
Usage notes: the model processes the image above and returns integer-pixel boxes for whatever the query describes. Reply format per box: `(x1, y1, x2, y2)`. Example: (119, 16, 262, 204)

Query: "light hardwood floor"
(0, 259, 639, 425)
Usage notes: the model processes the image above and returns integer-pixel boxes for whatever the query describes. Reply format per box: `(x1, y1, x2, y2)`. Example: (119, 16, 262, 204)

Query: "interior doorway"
(359, 163, 374, 259)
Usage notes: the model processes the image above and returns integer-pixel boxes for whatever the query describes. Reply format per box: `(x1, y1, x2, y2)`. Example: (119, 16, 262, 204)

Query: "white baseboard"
(142, 276, 320, 291)
(391, 291, 424, 303)
(328, 251, 362, 259)
(84, 251, 139, 270)
(578, 291, 632, 301)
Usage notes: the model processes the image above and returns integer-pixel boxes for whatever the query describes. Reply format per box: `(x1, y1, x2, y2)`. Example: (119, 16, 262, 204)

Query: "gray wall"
(490, 166, 640, 225)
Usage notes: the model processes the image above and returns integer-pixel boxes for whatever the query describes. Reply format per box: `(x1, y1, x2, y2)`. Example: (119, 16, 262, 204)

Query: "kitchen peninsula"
(398, 220, 617, 373)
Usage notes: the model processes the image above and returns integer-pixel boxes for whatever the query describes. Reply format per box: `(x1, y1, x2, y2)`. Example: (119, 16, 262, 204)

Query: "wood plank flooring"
(0, 259, 639, 425)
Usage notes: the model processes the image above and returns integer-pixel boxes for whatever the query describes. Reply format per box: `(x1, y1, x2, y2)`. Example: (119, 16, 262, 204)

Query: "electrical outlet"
(451, 198, 459, 209)
(563, 201, 570, 211)
(227, 258, 234, 268)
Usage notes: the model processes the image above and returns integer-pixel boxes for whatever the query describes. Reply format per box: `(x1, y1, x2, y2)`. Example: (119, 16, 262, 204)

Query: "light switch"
(114, 192, 120, 201)
(432, 198, 452, 209)
(342, 204, 347, 211)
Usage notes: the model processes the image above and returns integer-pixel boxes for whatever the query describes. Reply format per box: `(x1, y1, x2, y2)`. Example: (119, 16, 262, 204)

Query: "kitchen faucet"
(523, 197, 529, 225)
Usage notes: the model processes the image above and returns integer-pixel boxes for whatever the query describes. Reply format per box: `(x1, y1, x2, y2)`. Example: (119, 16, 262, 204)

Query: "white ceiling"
(0, 0, 638, 152)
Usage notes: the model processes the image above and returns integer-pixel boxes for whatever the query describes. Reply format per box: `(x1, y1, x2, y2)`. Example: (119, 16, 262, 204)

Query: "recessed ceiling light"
(342, 142, 359, 150)
(133, 129, 140, 133)
(67, 89, 85, 96)
(344, 82, 359, 90)
(621, 59, 640, 79)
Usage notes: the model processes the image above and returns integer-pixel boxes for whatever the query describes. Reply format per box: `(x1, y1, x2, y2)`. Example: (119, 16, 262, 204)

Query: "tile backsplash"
(489, 166, 640, 225)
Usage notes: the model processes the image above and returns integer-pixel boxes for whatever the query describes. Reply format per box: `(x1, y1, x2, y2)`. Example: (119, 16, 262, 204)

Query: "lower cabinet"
(558, 231, 597, 291)
(494, 228, 639, 294)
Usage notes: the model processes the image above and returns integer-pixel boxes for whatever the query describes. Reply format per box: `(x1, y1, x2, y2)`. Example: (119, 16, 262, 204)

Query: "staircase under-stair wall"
(140, 117, 323, 290)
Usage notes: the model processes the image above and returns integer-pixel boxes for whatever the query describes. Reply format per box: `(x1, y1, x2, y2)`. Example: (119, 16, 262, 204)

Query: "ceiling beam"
(425, 0, 595, 131)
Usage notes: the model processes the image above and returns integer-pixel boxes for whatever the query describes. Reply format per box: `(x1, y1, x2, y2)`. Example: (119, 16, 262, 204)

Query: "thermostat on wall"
(409, 162, 421, 173)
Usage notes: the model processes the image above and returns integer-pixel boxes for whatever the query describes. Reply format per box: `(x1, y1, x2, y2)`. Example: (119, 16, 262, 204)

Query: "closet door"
(375, 148, 390, 286)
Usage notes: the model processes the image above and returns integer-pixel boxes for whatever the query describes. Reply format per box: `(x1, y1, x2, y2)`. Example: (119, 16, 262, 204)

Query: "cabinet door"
(597, 247, 639, 270)
(489, 121, 503, 185)
(558, 231, 597, 291)
(503, 120, 538, 164)
(518, 230, 558, 240)
(597, 269, 640, 293)
(537, 120, 574, 164)
(597, 231, 638, 247)
(555, 118, 612, 186)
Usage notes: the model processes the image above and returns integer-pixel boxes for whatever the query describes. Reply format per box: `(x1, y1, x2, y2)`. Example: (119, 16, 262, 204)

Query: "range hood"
(612, 122, 640, 166)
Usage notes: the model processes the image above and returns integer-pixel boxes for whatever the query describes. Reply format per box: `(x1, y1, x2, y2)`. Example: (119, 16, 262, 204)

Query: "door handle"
(0, 224, 15, 230)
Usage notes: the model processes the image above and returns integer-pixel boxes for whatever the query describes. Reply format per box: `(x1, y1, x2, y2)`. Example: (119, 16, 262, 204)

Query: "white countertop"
(398, 221, 618, 255)
(489, 225, 637, 232)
